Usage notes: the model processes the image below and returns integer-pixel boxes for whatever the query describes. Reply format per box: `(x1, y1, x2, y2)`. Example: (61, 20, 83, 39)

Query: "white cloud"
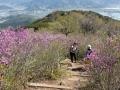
(0, 19, 7, 23)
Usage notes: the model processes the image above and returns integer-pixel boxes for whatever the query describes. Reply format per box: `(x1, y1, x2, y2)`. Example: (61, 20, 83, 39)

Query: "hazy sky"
(0, 0, 120, 20)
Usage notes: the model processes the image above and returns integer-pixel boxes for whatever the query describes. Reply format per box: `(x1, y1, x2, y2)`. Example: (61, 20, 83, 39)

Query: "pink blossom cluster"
(0, 28, 67, 65)
(88, 37, 120, 71)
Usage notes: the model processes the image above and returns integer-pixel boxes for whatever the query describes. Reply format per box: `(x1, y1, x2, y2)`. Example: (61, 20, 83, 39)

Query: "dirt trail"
(27, 60, 89, 90)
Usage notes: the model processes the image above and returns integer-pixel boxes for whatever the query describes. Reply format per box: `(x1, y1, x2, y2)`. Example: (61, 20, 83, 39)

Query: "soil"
(26, 60, 90, 90)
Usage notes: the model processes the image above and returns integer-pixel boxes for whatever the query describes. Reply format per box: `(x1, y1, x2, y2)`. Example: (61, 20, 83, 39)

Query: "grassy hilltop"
(28, 10, 120, 36)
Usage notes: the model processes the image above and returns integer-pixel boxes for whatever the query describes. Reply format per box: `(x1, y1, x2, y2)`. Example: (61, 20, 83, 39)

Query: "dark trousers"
(70, 52, 77, 63)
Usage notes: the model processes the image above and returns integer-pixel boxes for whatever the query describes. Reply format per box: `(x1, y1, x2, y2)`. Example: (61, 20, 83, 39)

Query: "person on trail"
(84, 44, 93, 65)
(85, 44, 92, 59)
(69, 42, 78, 63)
(84, 44, 93, 70)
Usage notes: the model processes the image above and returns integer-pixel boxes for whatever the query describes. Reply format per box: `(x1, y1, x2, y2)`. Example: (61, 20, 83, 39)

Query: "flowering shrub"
(2, 27, 120, 90)
(0, 28, 67, 65)
(0, 28, 68, 90)
(88, 36, 120, 70)
(87, 36, 120, 90)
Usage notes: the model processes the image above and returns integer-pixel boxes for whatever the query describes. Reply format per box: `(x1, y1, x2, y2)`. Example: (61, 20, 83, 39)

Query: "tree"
(58, 16, 75, 36)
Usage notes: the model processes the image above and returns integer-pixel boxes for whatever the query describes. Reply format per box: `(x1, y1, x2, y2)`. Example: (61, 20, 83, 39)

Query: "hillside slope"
(28, 10, 120, 36)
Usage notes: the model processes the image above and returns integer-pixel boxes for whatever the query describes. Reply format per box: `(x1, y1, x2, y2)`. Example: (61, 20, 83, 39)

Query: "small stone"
(59, 81, 65, 86)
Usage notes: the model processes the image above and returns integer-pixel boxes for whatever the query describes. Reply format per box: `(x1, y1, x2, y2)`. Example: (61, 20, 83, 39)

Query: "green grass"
(28, 10, 120, 36)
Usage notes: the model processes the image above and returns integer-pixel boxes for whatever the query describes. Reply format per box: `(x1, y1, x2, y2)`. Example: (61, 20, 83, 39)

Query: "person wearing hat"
(84, 44, 93, 64)
(82, 44, 93, 71)
(69, 42, 78, 63)
(86, 45, 92, 56)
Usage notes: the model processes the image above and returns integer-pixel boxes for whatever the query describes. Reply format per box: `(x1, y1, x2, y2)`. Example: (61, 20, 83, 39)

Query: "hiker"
(69, 42, 78, 63)
(85, 45, 92, 59)
(84, 44, 93, 64)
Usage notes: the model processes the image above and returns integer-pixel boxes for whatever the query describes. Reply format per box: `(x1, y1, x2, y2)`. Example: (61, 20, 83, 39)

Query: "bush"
(87, 36, 120, 90)
(0, 28, 67, 90)
(27, 42, 66, 81)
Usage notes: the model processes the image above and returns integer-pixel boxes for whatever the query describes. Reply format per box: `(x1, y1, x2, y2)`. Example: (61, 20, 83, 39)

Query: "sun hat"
(88, 44, 92, 49)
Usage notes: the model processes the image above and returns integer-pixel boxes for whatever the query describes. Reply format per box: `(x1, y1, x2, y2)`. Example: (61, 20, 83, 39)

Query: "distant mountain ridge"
(0, 14, 35, 28)
(28, 10, 120, 34)
(0, 0, 120, 28)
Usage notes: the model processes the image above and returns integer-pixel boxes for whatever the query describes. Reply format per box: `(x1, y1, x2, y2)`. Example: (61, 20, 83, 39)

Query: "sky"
(8, 0, 120, 18)
(0, 0, 120, 27)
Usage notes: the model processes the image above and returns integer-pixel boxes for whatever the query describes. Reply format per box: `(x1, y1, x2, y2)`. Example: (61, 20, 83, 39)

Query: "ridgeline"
(28, 10, 120, 36)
